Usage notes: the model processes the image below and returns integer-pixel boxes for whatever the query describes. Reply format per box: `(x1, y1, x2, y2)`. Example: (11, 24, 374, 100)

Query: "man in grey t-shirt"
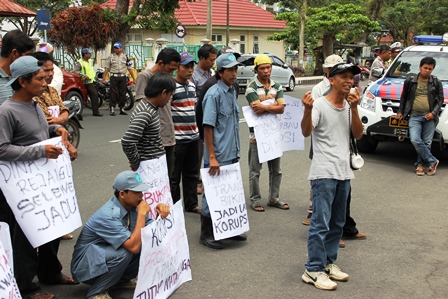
(300, 63, 363, 291)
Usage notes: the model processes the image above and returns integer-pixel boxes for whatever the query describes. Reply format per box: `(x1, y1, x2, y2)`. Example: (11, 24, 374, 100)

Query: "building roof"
(0, 0, 36, 17)
(101, 0, 287, 29)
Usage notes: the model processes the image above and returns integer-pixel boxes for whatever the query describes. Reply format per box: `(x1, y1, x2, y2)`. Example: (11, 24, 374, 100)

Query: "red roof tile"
(0, 0, 36, 17)
(101, 0, 286, 29)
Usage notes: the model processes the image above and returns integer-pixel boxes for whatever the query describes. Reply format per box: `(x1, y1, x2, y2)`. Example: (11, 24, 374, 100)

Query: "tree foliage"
(1, 0, 70, 36)
(48, 4, 120, 59)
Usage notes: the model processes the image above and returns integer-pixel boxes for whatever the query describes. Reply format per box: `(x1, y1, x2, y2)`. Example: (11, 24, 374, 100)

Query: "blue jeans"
(305, 179, 350, 272)
(409, 115, 437, 166)
(201, 158, 238, 217)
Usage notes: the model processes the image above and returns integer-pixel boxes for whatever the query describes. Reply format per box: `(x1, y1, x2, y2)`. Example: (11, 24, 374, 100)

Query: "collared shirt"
(34, 86, 68, 118)
(171, 80, 199, 143)
(192, 66, 213, 99)
(0, 68, 12, 105)
(202, 80, 240, 163)
(121, 99, 165, 166)
(71, 197, 152, 282)
(369, 57, 389, 81)
(73, 58, 96, 84)
(104, 53, 132, 74)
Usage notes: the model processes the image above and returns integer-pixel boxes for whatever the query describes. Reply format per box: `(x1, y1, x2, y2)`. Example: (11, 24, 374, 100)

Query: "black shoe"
(93, 113, 103, 116)
(119, 109, 127, 115)
(110, 111, 116, 116)
(199, 235, 225, 249)
(200, 215, 224, 249)
(227, 233, 247, 241)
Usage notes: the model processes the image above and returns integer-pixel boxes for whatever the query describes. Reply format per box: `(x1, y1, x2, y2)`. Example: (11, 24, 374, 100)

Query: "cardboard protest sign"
(253, 114, 283, 163)
(201, 162, 249, 240)
(278, 95, 305, 151)
(137, 155, 173, 220)
(0, 137, 81, 248)
(0, 240, 21, 299)
(241, 99, 275, 127)
(133, 201, 191, 299)
(0, 223, 13, 272)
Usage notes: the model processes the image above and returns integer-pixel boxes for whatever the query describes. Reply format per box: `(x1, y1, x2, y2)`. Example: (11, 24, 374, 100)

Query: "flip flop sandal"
(267, 200, 289, 210)
(251, 203, 265, 212)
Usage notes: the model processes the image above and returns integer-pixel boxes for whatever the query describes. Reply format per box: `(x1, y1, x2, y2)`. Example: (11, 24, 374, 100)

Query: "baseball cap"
(323, 54, 344, 68)
(180, 52, 196, 65)
(38, 42, 54, 54)
(113, 42, 122, 48)
(254, 54, 272, 67)
(113, 171, 150, 192)
(6, 56, 43, 86)
(329, 63, 361, 78)
(216, 53, 241, 69)
(81, 48, 92, 55)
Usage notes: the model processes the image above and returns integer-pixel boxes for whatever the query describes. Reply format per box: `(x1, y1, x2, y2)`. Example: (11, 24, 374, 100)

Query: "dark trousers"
(109, 76, 127, 108)
(171, 140, 200, 211)
(165, 145, 175, 180)
(86, 83, 100, 115)
(0, 190, 63, 295)
(343, 187, 359, 237)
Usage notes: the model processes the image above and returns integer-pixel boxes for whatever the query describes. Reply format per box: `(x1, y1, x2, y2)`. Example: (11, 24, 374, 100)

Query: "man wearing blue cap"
(170, 52, 201, 214)
(103, 42, 136, 116)
(200, 53, 246, 249)
(0, 55, 77, 299)
(71, 170, 170, 299)
(74, 48, 102, 116)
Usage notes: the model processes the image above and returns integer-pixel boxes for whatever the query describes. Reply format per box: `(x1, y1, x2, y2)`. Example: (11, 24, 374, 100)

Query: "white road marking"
(109, 139, 122, 143)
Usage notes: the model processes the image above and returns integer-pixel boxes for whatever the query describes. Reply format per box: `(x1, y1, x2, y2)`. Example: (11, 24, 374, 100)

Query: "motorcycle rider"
(74, 48, 102, 116)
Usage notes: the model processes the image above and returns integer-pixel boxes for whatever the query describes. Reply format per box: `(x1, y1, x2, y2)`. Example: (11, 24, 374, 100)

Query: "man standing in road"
(74, 48, 102, 116)
(122, 73, 177, 171)
(0, 29, 35, 105)
(170, 52, 201, 214)
(200, 53, 246, 249)
(396, 56, 443, 176)
(0, 56, 77, 299)
(71, 171, 170, 299)
(134, 48, 180, 178)
(368, 45, 391, 82)
(102, 42, 136, 116)
(301, 63, 363, 290)
(192, 44, 218, 195)
(245, 54, 287, 212)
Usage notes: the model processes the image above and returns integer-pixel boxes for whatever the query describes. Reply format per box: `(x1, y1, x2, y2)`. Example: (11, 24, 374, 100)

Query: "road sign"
(37, 9, 51, 30)
(175, 24, 186, 39)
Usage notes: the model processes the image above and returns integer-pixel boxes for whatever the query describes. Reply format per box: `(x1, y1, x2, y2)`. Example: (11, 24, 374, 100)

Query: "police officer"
(102, 42, 136, 116)
(74, 48, 102, 116)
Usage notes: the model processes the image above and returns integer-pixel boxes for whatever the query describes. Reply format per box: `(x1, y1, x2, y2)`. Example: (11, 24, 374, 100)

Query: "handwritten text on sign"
(134, 201, 191, 299)
(0, 223, 13, 272)
(201, 162, 249, 240)
(279, 95, 305, 151)
(0, 240, 21, 299)
(0, 137, 82, 248)
(137, 155, 173, 220)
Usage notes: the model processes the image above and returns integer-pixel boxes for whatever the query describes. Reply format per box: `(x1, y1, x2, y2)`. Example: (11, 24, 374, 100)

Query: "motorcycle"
(85, 68, 135, 111)
(63, 99, 83, 149)
(358, 65, 370, 81)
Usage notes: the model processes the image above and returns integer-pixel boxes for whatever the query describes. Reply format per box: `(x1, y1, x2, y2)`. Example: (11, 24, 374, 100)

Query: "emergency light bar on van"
(413, 33, 448, 44)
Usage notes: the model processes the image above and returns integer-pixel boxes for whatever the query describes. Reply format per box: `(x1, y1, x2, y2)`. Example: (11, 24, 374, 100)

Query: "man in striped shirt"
(170, 52, 201, 214)
(121, 73, 176, 170)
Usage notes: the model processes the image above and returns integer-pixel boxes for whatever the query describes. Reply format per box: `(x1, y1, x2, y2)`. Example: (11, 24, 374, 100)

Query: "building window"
(126, 33, 143, 43)
(253, 35, 259, 54)
(212, 34, 223, 42)
(240, 35, 246, 54)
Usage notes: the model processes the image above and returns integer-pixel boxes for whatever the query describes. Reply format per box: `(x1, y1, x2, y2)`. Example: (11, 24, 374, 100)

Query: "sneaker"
(415, 164, 424, 176)
(301, 270, 337, 290)
(427, 160, 439, 176)
(92, 292, 112, 299)
(302, 213, 312, 226)
(325, 264, 349, 281)
(110, 107, 116, 116)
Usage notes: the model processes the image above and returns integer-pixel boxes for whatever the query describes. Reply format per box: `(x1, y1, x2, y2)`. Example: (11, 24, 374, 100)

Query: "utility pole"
(226, 0, 230, 45)
(206, 0, 212, 40)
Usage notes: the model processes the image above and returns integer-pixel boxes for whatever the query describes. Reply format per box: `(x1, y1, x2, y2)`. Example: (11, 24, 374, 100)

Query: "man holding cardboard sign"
(0, 56, 77, 299)
(71, 171, 170, 299)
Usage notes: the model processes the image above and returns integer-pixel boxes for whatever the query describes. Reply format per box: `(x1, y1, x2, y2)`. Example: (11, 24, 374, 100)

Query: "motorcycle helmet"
(323, 54, 344, 68)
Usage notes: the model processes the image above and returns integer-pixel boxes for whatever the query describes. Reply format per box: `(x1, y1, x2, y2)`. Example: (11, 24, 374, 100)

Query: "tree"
(48, 4, 120, 60)
(1, 0, 71, 36)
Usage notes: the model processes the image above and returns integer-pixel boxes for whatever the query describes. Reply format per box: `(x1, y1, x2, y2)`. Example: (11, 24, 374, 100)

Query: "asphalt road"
(43, 84, 448, 299)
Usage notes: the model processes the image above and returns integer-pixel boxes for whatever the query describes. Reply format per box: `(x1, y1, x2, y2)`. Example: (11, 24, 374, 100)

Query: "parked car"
(61, 70, 88, 115)
(236, 54, 296, 92)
